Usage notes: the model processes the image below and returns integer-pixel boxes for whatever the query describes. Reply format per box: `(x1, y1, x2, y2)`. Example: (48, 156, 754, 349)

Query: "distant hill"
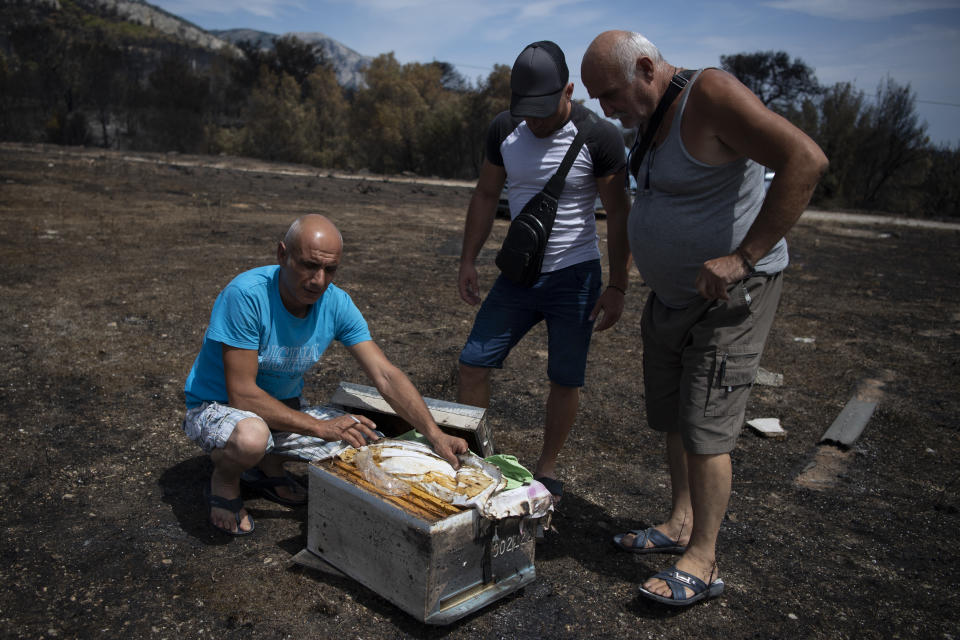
(81, 0, 240, 54)
(2, 0, 240, 64)
(6, 1, 371, 90)
(211, 29, 372, 91)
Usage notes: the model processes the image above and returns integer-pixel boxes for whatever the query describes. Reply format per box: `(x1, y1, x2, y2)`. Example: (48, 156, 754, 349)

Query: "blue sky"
(150, 0, 960, 146)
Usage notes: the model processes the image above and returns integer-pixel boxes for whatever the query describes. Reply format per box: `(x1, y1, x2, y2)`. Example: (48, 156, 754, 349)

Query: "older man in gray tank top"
(583, 30, 828, 607)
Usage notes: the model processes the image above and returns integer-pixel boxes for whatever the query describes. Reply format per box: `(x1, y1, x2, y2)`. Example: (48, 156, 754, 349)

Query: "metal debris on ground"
(819, 373, 892, 447)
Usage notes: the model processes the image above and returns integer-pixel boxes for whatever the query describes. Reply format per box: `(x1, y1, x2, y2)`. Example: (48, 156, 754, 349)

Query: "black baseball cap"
(510, 41, 569, 118)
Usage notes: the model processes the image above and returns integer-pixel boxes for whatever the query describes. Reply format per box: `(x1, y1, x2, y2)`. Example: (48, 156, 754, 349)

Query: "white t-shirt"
(486, 102, 626, 272)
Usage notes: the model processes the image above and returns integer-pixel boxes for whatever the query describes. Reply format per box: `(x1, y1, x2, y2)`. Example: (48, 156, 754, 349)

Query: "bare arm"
(459, 160, 507, 305)
(222, 344, 379, 448)
(589, 170, 632, 331)
(687, 69, 829, 299)
(347, 340, 468, 468)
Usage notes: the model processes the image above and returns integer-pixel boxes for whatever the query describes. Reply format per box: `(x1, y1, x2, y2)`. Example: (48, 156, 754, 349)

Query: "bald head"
(582, 30, 672, 129)
(583, 30, 665, 84)
(283, 214, 343, 253)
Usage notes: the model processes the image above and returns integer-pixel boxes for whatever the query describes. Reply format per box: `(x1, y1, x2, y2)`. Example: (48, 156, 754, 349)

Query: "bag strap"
(543, 111, 598, 200)
(628, 68, 696, 178)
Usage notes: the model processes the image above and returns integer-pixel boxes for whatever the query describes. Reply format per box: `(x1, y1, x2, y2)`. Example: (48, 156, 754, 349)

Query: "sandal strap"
(652, 566, 708, 601)
(641, 527, 679, 548)
(208, 494, 244, 518)
(620, 527, 679, 550)
(622, 529, 648, 548)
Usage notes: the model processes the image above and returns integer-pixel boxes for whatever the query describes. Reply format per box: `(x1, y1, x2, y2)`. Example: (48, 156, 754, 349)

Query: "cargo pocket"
(704, 345, 762, 417)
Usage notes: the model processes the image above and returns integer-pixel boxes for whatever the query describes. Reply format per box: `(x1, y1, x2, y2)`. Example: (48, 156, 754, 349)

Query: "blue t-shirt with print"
(184, 265, 371, 408)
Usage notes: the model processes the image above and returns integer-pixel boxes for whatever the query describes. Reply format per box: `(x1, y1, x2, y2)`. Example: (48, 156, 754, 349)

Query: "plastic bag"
(355, 448, 411, 496)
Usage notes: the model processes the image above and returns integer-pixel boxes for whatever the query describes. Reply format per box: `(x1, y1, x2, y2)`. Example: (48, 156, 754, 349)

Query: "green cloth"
(483, 454, 533, 490)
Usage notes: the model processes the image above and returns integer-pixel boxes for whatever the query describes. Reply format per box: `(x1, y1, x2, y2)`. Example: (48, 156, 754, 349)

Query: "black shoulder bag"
(628, 69, 696, 182)
(495, 113, 597, 287)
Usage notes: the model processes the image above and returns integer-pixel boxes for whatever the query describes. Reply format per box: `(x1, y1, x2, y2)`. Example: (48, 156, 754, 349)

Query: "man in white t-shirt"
(456, 41, 631, 504)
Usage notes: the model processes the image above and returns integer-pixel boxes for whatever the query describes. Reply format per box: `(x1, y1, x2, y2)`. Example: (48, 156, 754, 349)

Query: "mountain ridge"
(83, 0, 240, 55)
(211, 28, 372, 90)
(11, 0, 375, 90)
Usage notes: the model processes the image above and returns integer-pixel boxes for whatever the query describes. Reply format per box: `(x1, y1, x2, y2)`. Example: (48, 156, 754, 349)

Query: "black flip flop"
(204, 482, 254, 536)
(240, 468, 308, 507)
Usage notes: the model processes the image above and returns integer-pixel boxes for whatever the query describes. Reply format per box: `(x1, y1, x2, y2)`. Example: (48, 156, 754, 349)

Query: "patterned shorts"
(181, 401, 354, 461)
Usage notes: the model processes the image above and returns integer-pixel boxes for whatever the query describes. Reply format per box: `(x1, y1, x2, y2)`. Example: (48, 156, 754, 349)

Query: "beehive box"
(328, 381, 495, 457)
(296, 455, 539, 624)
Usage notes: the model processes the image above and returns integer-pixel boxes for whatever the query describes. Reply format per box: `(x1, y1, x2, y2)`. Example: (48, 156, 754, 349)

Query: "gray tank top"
(628, 69, 788, 309)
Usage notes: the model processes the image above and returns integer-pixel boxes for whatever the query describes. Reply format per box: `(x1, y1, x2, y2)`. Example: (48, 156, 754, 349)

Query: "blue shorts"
(459, 260, 602, 387)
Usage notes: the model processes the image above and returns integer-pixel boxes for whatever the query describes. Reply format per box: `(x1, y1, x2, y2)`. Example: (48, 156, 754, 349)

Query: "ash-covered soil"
(0, 143, 958, 639)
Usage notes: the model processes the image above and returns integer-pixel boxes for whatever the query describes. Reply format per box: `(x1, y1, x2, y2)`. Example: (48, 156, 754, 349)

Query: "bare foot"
(209, 471, 253, 534)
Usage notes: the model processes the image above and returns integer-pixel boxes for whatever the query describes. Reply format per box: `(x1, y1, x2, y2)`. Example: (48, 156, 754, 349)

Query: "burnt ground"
(0, 142, 958, 640)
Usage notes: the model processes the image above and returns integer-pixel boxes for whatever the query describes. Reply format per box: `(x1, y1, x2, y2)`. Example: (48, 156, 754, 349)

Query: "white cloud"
(763, 0, 960, 20)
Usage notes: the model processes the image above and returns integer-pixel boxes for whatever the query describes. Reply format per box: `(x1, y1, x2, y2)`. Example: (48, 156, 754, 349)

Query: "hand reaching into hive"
(428, 431, 469, 470)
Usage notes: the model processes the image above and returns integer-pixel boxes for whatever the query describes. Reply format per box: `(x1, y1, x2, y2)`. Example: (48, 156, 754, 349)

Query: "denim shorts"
(181, 401, 354, 461)
(642, 273, 783, 454)
(459, 259, 602, 387)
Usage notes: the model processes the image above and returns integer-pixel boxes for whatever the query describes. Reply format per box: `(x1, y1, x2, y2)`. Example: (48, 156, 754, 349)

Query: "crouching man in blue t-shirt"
(183, 214, 468, 535)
